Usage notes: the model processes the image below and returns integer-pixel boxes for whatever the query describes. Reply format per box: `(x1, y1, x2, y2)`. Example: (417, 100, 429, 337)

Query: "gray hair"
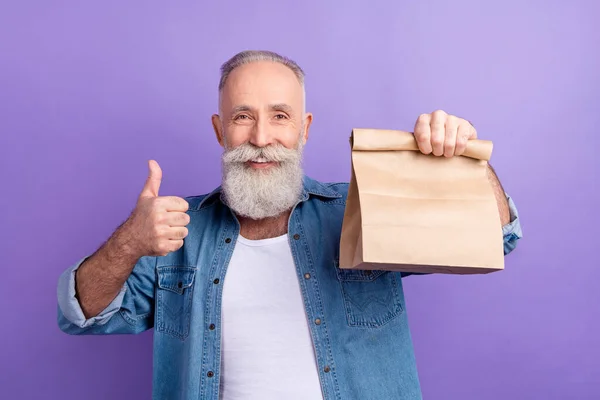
(218, 50, 306, 112)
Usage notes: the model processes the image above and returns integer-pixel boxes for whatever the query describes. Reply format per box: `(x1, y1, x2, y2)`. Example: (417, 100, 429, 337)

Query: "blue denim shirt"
(57, 176, 522, 400)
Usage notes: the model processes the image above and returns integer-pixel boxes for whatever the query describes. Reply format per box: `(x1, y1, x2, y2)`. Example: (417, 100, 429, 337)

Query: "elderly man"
(57, 50, 522, 400)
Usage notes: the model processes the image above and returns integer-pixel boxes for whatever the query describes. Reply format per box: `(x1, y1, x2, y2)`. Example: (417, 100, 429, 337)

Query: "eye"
(234, 114, 250, 120)
(274, 114, 288, 120)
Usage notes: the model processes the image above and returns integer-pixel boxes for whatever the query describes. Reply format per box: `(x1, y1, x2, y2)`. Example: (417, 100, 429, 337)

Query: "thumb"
(140, 160, 162, 198)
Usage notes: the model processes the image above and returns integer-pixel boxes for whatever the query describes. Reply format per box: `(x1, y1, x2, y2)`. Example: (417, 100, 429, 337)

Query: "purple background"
(1, 1, 598, 399)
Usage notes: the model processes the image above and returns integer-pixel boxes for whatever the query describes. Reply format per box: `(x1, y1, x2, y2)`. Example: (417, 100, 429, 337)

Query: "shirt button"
(209, 324, 215, 330)
(177, 281, 183, 288)
(324, 366, 331, 373)
(207, 371, 214, 378)
(315, 318, 321, 325)
(213, 278, 220, 284)
(293, 234, 300, 240)
(304, 273, 311, 279)
(225, 238, 232, 243)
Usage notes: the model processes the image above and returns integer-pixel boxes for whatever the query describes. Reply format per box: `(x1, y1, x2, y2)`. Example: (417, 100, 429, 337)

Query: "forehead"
(221, 61, 304, 110)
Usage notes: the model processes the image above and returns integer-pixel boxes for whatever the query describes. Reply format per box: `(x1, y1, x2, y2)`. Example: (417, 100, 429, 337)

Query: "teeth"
(251, 157, 269, 163)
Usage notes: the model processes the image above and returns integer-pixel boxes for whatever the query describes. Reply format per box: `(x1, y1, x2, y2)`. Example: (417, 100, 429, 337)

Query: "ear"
(211, 114, 225, 147)
(301, 112, 313, 144)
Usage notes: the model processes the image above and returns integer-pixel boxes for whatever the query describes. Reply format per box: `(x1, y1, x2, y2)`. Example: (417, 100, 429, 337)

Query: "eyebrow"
(269, 103, 293, 114)
(230, 103, 294, 114)
(231, 105, 253, 114)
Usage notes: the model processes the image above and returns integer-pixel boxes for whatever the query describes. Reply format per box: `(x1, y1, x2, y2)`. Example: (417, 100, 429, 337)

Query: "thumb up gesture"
(128, 160, 190, 257)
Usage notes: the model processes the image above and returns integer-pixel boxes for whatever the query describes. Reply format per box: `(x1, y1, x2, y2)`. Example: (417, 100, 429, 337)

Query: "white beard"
(221, 138, 305, 220)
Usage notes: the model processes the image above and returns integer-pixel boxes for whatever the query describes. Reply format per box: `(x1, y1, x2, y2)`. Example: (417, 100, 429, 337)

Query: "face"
(211, 61, 313, 220)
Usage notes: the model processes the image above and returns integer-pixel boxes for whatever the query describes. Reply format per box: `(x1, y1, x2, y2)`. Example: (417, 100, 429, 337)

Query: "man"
(57, 50, 522, 400)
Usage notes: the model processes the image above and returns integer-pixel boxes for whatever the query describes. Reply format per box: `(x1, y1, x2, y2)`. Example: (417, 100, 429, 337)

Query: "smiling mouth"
(245, 158, 279, 169)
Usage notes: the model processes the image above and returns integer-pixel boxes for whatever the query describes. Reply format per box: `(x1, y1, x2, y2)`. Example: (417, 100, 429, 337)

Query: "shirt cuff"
(57, 256, 127, 329)
(502, 193, 523, 255)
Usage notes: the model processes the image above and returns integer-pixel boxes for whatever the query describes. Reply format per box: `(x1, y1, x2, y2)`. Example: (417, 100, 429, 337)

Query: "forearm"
(486, 164, 510, 225)
(75, 220, 141, 319)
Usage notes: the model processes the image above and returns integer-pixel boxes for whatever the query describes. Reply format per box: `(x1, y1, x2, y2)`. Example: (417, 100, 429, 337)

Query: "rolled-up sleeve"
(56, 256, 127, 329)
(57, 254, 156, 335)
(502, 193, 523, 255)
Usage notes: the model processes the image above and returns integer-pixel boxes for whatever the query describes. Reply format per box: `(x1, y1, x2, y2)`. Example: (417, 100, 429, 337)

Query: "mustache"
(222, 142, 301, 164)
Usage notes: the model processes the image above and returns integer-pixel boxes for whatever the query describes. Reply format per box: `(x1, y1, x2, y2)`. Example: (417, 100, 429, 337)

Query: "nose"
(248, 117, 275, 148)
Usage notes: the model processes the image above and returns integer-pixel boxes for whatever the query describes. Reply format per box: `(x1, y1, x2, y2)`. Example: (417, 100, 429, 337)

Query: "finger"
(430, 110, 447, 156)
(470, 125, 478, 139)
(140, 160, 162, 198)
(166, 227, 189, 240)
(164, 211, 191, 227)
(414, 113, 432, 154)
(157, 196, 189, 212)
(443, 115, 458, 157)
(455, 123, 471, 156)
(168, 239, 185, 253)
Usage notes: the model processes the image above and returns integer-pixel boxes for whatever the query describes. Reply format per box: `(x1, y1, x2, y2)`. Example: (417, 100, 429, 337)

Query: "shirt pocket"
(156, 266, 196, 340)
(335, 260, 403, 328)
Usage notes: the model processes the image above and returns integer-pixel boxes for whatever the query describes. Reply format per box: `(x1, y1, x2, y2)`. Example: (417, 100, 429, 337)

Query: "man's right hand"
(68, 159, 189, 319)
(127, 160, 190, 257)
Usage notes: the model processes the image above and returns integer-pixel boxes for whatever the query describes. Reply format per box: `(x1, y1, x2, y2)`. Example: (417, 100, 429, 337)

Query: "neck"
(238, 211, 291, 240)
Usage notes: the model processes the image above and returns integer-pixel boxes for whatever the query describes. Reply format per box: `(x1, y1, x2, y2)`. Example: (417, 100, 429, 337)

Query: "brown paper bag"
(339, 128, 504, 274)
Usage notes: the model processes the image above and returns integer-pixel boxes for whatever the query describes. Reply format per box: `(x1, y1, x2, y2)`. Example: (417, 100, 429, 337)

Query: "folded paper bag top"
(339, 128, 505, 275)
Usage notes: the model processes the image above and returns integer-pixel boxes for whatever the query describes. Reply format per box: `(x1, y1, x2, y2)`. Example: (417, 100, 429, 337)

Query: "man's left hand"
(413, 110, 477, 157)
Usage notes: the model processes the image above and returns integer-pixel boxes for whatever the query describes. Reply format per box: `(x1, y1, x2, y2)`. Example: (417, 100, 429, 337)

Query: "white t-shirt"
(219, 234, 323, 400)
